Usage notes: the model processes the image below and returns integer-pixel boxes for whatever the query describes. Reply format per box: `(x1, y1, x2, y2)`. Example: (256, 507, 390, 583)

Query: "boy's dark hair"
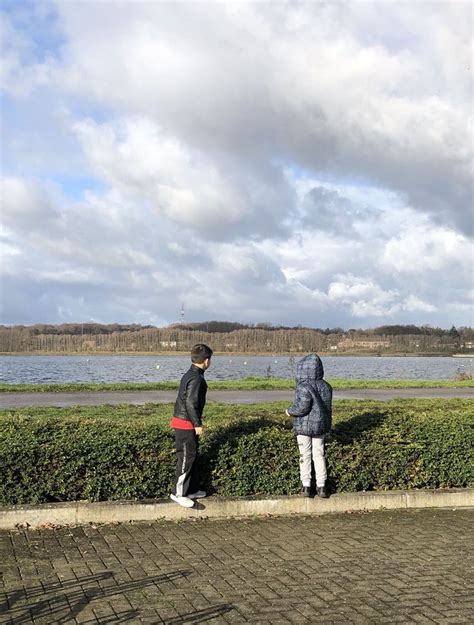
(191, 343, 213, 363)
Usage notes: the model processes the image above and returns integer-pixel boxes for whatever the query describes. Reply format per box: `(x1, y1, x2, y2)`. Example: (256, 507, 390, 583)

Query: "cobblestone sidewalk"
(1, 509, 472, 624)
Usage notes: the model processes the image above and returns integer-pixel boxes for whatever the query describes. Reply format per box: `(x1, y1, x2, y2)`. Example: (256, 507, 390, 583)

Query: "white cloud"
(0, 239, 22, 276)
(327, 275, 399, 317)
(44, 0, 473, 234)
(72, 116, 284, 238)
(382, 226, 472, 275)
(402, 295, 436, 314)
(1, 1, 472, 327)
(0, 176, 60, 229)
(0, 13, 46, 96)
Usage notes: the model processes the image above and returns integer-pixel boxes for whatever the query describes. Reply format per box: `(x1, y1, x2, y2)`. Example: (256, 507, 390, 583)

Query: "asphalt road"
(0, 387, 473, 408)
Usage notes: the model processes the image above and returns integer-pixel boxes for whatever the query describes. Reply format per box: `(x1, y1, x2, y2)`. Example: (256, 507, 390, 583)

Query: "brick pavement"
(0, 509, 472, 624)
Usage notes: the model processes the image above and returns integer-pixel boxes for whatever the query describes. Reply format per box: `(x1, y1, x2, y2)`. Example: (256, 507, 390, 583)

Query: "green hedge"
(0, 400, 472, 505)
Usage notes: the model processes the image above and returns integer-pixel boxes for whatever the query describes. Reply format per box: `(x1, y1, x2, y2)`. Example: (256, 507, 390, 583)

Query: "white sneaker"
(188, 490, 207, 499)
(170, 494, 195, 508)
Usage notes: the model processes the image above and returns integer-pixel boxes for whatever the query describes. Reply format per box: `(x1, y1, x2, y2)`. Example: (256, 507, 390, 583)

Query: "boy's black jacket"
(173, 364, 208, 427)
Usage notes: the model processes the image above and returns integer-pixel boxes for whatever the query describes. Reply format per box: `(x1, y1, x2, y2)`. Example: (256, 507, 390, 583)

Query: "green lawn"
(0, 376, 472, 393)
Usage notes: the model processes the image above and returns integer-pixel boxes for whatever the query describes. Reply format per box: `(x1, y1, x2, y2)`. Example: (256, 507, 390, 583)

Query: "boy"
(170, 343, 213, 508)
(286, 353, 332, 498)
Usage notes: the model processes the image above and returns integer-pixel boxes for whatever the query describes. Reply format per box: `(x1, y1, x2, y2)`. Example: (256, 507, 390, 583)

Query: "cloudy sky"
(1, 0, 472, 329)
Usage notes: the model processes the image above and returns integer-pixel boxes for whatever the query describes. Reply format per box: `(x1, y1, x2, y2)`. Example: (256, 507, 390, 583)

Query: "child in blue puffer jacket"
(286, 353, 332, 498)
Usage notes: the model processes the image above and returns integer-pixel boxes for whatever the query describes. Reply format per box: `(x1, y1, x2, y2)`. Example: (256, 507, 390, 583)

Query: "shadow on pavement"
(3, 569, 199, 624)
(163, 604, 234, 623)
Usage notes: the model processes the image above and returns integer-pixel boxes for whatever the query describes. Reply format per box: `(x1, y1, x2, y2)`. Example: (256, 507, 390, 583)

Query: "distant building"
(337, 339, 391, 350)
(160, 340, 177, 348)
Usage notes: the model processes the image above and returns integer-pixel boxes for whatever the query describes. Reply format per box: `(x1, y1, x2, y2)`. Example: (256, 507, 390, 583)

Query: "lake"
(0, 355, 472, 384)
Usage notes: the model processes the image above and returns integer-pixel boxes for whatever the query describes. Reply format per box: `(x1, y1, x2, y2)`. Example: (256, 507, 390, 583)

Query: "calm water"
(0, 355, 472, 384)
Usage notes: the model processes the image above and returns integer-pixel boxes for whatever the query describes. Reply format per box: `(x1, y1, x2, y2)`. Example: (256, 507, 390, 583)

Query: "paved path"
(0, 388, 473, 408)
(1, 509, 472, 624)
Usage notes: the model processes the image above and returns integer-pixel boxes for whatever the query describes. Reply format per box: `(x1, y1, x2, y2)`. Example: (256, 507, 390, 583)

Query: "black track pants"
(171, 429, 200, 497)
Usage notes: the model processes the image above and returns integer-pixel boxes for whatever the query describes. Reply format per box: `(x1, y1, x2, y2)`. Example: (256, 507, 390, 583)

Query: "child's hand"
(195, 426, 203, 436)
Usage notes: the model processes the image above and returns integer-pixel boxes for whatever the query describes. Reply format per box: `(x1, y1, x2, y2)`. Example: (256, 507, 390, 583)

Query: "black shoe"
(316, 486, 329, 498)
(301, 486, 311, 497)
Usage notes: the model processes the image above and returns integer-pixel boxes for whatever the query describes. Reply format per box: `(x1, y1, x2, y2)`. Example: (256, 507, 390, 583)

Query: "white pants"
(296, 434, 327, 488)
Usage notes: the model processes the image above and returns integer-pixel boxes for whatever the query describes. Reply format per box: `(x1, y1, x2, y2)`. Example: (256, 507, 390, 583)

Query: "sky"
(0, 0, 473, 329)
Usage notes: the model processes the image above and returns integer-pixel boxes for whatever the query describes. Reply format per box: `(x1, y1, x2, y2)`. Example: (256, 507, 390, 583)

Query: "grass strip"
(0, 377, 472, 393)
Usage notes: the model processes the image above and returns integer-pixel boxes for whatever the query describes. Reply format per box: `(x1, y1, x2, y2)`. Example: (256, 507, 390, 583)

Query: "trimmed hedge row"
(0, 400, 473, 505)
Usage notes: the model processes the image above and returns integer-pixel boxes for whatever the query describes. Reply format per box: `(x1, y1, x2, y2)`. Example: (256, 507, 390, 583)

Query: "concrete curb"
(1, 488, 473, 529)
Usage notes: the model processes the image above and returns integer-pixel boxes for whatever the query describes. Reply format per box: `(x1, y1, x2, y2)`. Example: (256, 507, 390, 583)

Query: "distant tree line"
(0, 323, 472, 354)
(10, 323, 155, 336)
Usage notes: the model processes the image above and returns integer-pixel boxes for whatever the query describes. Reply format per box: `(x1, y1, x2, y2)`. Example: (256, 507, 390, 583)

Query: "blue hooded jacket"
(287, 353, 332, 436)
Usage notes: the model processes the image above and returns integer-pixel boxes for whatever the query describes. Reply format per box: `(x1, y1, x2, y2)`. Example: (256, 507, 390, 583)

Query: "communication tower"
(180, 303, 185, 324)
